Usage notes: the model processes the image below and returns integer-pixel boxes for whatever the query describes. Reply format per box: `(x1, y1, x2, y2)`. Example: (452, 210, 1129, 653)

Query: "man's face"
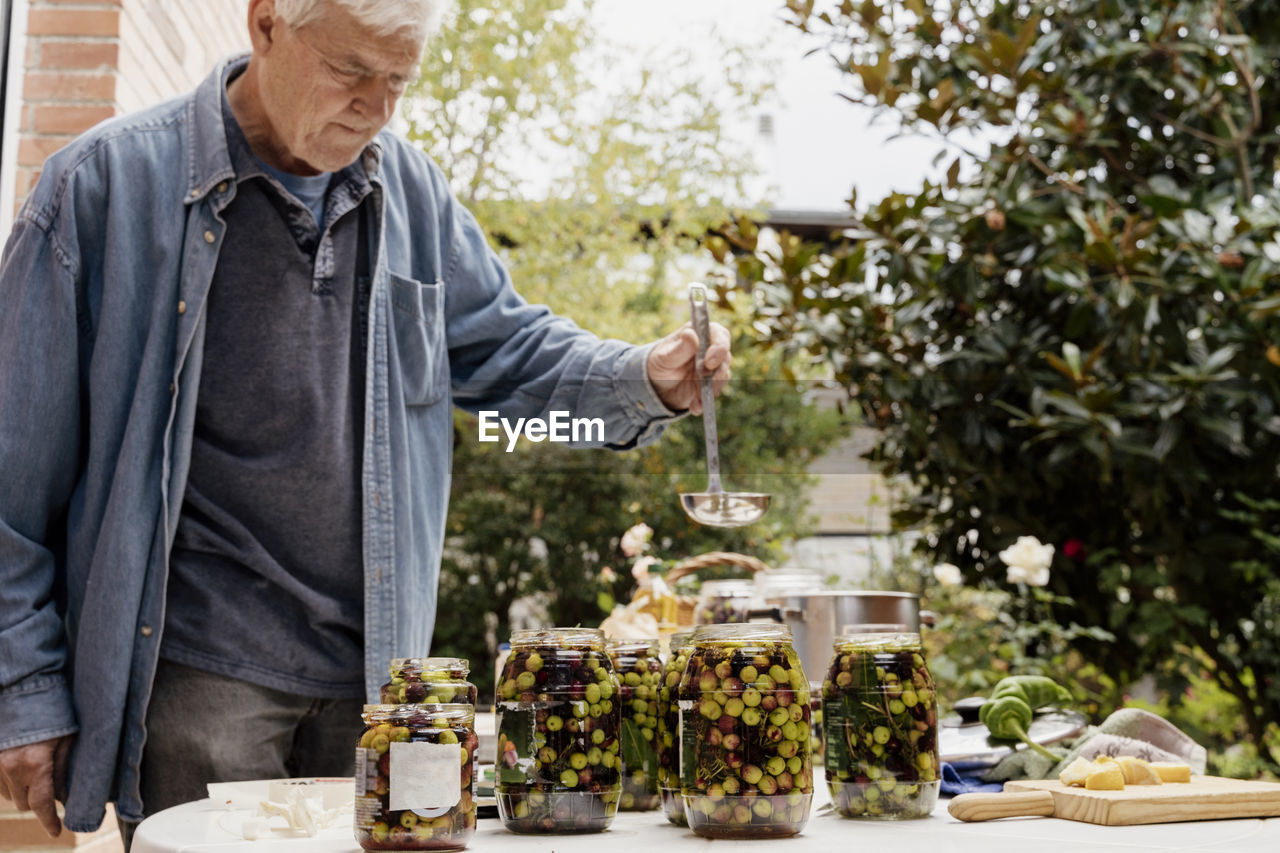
(259, 2, 424, 173)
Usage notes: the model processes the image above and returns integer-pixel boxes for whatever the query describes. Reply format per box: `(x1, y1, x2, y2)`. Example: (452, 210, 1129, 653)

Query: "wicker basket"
(659, 551, 770, 629)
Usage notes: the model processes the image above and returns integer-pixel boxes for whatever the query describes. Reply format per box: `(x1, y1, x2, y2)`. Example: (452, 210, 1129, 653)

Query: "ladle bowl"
(678, 283, 770, 528)
(679, 491, 771, 528)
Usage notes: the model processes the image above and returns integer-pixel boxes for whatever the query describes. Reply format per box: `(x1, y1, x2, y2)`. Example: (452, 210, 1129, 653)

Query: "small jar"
(678, 623, 814, 839)
(606, 639, 662, 811)
(354, 704, 478, 850)
(822, 627, 939, 819)
(693, 579, 758, 625)
(656, 631, 693, 826)
(494, 628, 621, 833)
(380, 658, 478, 707)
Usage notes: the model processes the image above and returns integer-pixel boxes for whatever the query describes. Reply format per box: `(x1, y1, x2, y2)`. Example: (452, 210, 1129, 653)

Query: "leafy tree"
(402, 0, 849, 696)
(715, 0, 1280, 769)
(405, 0, 770, 340)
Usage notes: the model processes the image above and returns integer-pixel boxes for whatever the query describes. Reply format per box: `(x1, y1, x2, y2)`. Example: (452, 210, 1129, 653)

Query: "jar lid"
(361, 702, 476, 726)
(698, 578, 757, 596)
(833, 626, 921, 651)
(388, 656, 470, 677)
(509, 627, 606, 649)
(691, 622, 793, 644)
(667, 631, 695, 651)
(606, 638, 660, 655)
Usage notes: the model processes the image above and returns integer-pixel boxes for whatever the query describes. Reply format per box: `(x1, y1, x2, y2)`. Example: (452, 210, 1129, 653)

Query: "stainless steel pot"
(751, 590, 932, 687)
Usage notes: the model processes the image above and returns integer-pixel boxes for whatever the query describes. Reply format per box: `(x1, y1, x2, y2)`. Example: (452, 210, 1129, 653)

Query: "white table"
(131, 777, 1280, 853)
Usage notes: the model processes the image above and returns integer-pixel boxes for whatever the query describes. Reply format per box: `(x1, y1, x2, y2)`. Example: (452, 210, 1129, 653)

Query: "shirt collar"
(184, 52, 382, 205)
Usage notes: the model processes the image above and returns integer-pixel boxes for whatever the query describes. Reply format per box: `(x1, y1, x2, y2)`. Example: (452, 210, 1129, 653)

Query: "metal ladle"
(678, 283, 770, 528)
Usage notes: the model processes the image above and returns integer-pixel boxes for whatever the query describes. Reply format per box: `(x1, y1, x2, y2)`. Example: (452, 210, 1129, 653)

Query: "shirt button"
(189, 189, 199, 198)
(636, 402, 646, 411)
(177, 300, 187, 315)
(204, 230, 215, 243)
(140, 625, 153, 637)
(169, 383, 175, 394)
(216, 181, 228, 193)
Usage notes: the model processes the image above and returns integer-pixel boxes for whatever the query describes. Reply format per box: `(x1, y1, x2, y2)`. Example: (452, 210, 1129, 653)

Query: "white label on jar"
(676, 699, 694, 781)
(388, 741, 461, 812)
(354, 747, 379, 796)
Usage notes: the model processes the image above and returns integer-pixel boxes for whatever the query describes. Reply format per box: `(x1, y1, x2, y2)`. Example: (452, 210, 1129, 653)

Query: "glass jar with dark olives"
(606, 639, 662, 811)
(494, 628, 621, 833)
(693, 579, 758, 625)
(678, 623, 814, 839)
(656, 631, 693, 826)
(379, 658, 478, 707)
(822, 627, 940, 819)
(354, 704, 478, 850)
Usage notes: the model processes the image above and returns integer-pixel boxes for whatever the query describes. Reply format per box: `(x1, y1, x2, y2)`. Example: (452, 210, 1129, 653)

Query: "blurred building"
(0, 0, 249, 230)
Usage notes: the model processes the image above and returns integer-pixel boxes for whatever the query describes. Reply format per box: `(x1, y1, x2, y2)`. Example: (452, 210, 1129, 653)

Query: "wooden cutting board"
(949, 775, 1280, 825)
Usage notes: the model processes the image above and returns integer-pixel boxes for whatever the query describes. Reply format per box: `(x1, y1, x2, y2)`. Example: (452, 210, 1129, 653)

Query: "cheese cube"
(1150, 762, 1192, 783)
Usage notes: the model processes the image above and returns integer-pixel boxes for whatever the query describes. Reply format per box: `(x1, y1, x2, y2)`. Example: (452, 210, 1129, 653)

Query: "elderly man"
(0, 0, 729, 843)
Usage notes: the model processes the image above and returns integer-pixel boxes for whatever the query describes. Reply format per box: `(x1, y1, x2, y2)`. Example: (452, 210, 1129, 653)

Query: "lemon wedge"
(1084, 763, 1125, 790)
(1115, 756, 1163, 785)
(1058, 756, 1095, 787)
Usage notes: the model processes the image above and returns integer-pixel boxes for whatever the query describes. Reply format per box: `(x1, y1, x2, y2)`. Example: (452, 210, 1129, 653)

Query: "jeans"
(119, 659, 364, 850)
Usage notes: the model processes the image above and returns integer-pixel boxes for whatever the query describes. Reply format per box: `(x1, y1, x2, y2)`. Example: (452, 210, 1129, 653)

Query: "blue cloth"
(258, 158, 332, 228)
(0, 52, 680, 832)
(162, 81, 370, 698)
(941, 762, 1005, 795)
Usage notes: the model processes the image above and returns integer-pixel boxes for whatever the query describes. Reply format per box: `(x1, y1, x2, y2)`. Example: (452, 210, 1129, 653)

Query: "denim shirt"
(0, 55, 678, 831)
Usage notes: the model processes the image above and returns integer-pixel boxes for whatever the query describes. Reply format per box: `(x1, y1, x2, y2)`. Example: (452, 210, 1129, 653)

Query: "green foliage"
(407, 0, 773, 340)
(717, 0, 1280, 770)
(923, 580, 1119, 720)
(1124, 644, 1280, 779)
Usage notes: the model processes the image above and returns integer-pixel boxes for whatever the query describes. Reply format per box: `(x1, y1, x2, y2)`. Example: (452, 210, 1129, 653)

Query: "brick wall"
(1, 6, 252, 844)
(11, 0, 248, 211)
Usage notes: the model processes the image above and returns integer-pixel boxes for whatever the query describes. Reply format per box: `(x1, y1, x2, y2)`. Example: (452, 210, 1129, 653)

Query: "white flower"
(631, 555, 659, 580)
(599, 566, 618, 584)
(1005, 563, 1051, 587)
(932, 563, 963, 587)
(620, 522, 653, 557)
(999, 536, 1054, 587)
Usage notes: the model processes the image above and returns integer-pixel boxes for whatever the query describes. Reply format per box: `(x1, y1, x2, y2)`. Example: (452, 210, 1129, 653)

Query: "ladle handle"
(688, 284, 722, 494)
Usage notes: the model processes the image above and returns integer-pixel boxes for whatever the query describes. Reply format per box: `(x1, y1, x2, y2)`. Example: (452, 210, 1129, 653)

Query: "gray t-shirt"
(160, 83, 373, 698)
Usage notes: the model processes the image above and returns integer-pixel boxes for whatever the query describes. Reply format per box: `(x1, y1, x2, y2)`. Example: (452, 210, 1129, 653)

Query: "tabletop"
(131, 777, 1280, 853)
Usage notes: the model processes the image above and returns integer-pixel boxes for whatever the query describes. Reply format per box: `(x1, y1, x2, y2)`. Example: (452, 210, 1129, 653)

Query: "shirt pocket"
(388, 272, 449, 406)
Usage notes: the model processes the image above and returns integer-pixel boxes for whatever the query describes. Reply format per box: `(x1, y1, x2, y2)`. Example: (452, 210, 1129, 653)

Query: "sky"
(590, 0, 951, 212)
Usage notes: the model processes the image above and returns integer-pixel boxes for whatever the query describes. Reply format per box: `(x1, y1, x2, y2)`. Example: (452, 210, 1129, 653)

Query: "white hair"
(274, 0, 450, 40)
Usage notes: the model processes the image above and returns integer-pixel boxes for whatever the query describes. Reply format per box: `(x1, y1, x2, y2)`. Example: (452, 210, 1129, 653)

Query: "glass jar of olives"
(656, 631, 693, 826)
(354, 704, 478, 850)
(494, 628, 621, 833)
(607, 639, 662, 811)
(693, 579, 758, 625)
(678, 623, 814, 839)
(822, 627, 940, 819)
(379, 658, 478, 707)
